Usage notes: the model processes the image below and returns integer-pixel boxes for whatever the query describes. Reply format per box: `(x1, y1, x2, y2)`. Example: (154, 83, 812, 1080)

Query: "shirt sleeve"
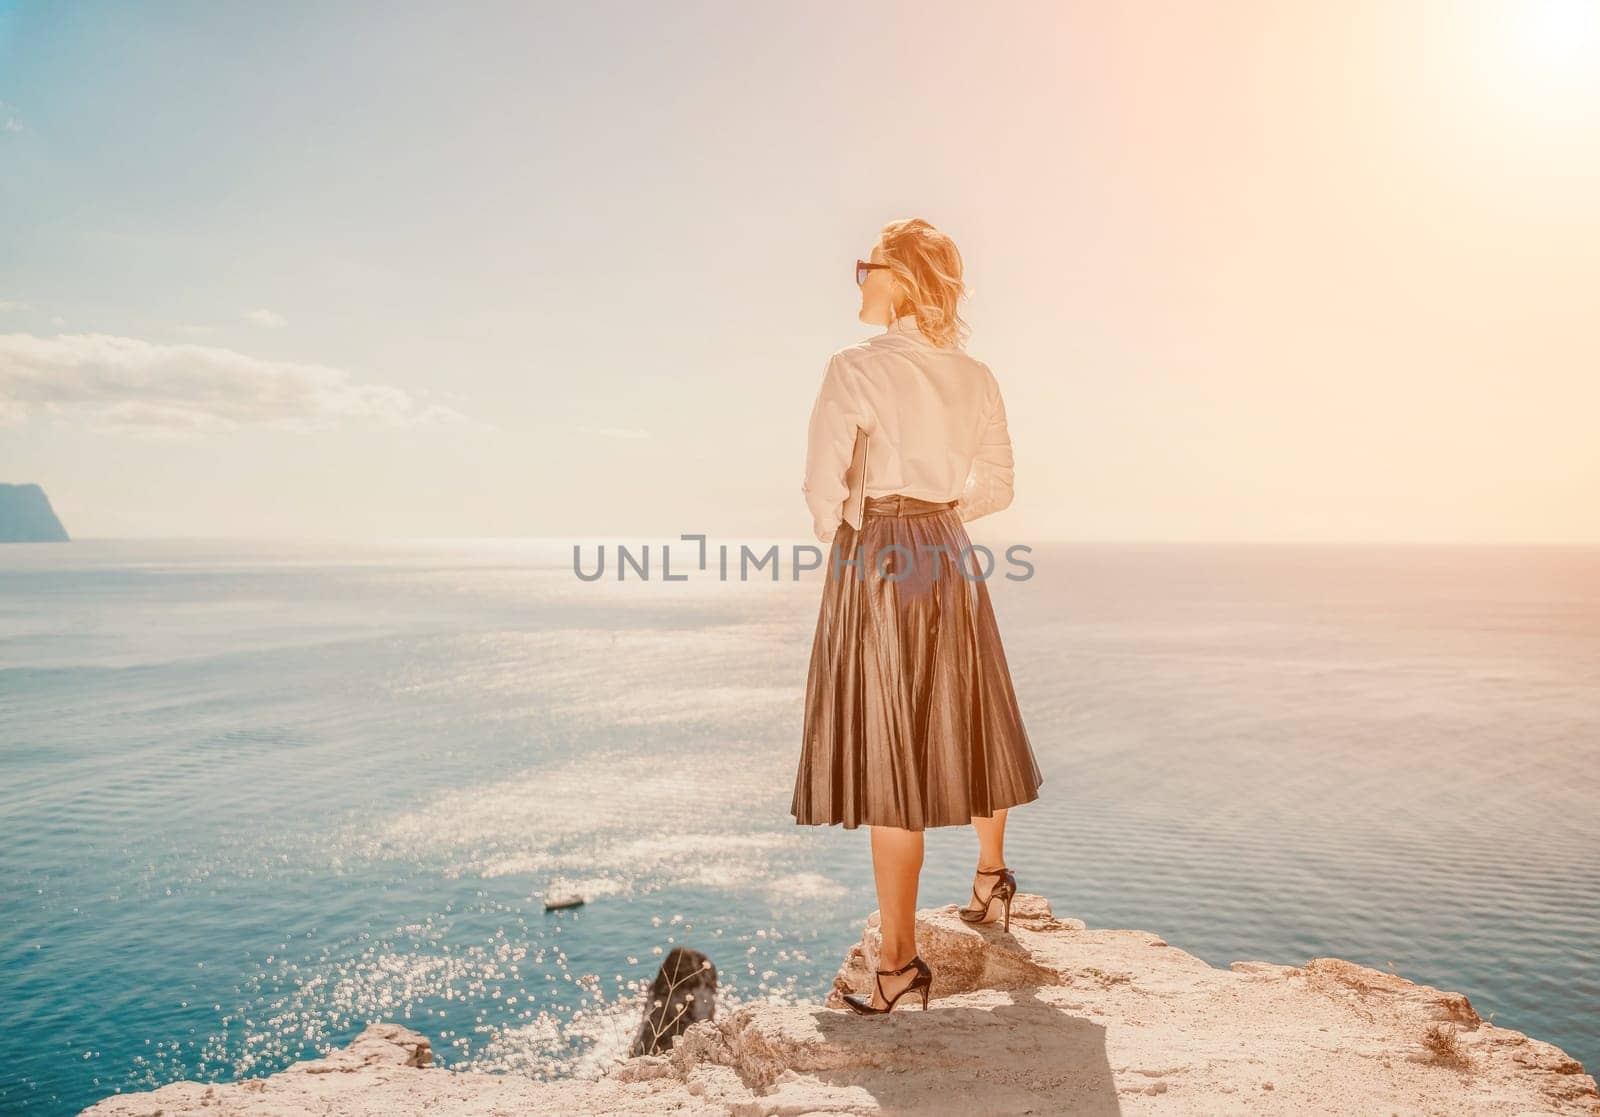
(800, 353, 871, 545)
(957, 367, 1015, 524)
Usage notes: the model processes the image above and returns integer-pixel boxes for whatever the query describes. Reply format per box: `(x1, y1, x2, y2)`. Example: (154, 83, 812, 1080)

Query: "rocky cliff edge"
(81, 894, 1598, 1116)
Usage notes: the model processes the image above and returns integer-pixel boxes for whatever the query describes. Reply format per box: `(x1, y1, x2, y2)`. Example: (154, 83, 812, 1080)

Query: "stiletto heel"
(959, 866, 1018, 929)
(842, 954, 934, 1015)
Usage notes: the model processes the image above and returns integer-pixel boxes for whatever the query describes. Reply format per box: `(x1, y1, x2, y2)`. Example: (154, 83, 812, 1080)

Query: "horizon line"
(16, 535, 1600, 549)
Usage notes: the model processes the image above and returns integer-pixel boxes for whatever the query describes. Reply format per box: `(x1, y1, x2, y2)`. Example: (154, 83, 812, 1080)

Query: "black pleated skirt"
(790, 494, 1044, 831)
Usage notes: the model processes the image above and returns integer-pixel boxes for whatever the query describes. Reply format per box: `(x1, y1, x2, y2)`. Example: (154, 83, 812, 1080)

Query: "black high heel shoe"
(842, 954, 933, 1015)
(958, 866, 1018, 932)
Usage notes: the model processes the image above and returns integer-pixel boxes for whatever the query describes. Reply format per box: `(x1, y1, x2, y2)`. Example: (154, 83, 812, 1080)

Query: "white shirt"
(801, 315, 1015, 545)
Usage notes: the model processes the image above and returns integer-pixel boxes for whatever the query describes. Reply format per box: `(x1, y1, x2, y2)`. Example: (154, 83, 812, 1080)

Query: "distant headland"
(0, 482, 70, 543)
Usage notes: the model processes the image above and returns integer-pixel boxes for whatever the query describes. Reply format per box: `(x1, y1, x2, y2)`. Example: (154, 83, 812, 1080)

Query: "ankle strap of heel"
(875, 954, 923, 975)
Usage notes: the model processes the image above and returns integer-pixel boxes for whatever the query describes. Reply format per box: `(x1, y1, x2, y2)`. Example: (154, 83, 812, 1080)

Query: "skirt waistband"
(863, 494, 960, 518)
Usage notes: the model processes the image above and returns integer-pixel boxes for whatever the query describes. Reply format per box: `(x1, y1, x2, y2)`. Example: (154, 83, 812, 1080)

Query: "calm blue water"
(1, 539, 1596, 1115)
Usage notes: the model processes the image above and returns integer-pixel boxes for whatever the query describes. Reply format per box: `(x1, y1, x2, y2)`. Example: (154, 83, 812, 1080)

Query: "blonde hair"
(878, 217, 971, 349)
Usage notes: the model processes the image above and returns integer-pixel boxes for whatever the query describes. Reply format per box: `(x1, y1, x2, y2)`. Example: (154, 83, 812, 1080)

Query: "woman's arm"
(800, 354, 870, 545)
(957, 367, 1015, 523)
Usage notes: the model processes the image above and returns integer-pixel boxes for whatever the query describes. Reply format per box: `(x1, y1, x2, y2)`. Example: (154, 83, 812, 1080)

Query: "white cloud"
(0, 332, 483, 436)
(244, 308, 286, 328)
(0, 100, 22, 134)
(0, 299, 30, 313)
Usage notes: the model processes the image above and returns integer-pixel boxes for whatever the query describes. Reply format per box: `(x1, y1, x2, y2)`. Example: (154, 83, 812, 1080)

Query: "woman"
(790, 217, 1045, 1015)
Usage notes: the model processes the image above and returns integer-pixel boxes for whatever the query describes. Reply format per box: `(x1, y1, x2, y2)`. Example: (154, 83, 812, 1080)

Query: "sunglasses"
(856, 259, 891, 287)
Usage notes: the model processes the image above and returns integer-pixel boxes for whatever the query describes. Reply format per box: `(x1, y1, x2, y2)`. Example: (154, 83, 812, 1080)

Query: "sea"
(1, 538, 1596, 1115)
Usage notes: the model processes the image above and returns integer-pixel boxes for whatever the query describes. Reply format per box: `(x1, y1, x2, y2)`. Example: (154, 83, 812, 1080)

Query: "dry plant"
(628, 947, 718, 1058)
(1421, 1022, 1473, 1071)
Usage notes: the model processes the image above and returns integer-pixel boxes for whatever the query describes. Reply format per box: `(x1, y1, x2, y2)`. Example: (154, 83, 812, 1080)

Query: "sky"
(1, 0, 1597, 543)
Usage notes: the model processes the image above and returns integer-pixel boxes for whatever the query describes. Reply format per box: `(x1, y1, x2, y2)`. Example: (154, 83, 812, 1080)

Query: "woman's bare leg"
(867, 824, 923, 1009)
(965, 807, 1008, 917)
